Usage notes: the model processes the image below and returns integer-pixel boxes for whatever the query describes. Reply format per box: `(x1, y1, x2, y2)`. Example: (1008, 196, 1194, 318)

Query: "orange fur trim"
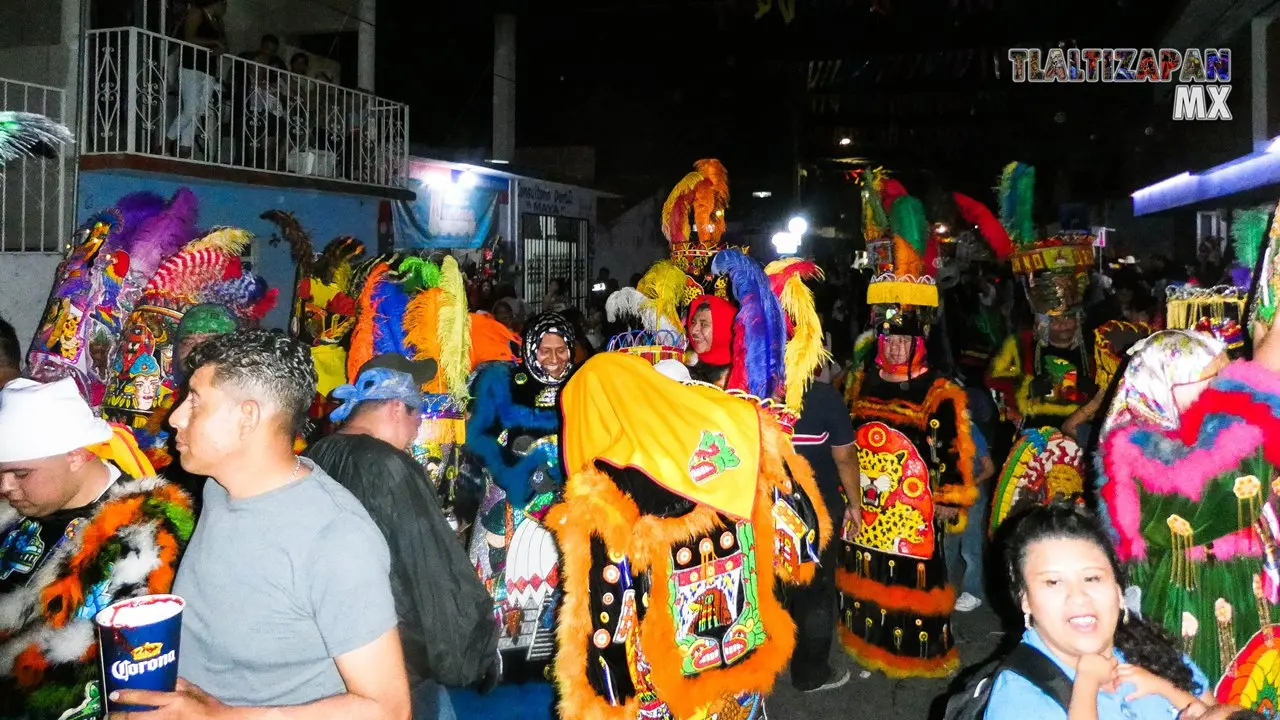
(347, 262, 389, 381)
(146, 523, 181, 593)
(835, 568, 956, 615)
(13, 643, 48, 689)
(924, 379, 977, 508)
(42, 496, 145, 628)
(838, 625, 959, 679)
(639, 472, 795, 719)
(551, 415, 801, 720)
(548, 469, 642, 720)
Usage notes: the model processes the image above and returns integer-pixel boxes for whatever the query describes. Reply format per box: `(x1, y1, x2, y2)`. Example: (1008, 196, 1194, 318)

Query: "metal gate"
(521, 213, 589, 312)
(0, 78, 70, 253)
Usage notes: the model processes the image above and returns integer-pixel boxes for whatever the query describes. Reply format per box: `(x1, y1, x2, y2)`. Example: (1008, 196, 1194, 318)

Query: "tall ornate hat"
(859, 169, 938, 335)
(661, 158, 730, 284)
(999, 162, 1095, 316)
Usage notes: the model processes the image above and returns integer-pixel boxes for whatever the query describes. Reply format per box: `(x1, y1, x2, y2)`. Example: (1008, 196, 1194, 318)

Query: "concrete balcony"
(80, 27, 408, 193)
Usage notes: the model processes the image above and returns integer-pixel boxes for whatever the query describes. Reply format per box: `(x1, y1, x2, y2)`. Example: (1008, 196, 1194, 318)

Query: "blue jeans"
(945, 482, 990, 600)
(412, 679, 457, 720)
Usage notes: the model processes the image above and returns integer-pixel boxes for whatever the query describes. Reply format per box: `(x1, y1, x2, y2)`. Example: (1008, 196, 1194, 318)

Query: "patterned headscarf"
(1100, 329, 1227, 438)
(522, 311, 578, 386)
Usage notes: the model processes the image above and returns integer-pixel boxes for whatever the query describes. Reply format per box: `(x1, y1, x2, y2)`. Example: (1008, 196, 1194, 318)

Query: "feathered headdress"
(764, 258, 829, 409)
(0, 112, 73, 164)
(861, 175, 939, 310)
(662, 159, 731, 278)
(347, 261, 404, 380)
(138, 227, 276, 322)
(998, 161, 1094, 315)
(604, 286, 687, 365)
(711, 249, 788, 401)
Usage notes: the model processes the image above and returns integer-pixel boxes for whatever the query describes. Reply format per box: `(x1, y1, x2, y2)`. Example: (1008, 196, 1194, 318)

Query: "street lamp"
(787, 216, 808, 236)
(772, 231, 800, 256)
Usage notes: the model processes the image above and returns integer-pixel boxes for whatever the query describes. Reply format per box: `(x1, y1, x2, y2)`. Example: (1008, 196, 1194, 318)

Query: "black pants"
(788, 540, 840, 690)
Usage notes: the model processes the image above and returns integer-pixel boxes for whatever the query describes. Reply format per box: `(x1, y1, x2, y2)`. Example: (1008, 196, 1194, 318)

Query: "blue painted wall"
(76, 170, 383, 330)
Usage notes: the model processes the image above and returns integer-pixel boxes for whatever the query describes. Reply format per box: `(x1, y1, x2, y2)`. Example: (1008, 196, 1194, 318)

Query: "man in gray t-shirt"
(112, 330, 410, 718)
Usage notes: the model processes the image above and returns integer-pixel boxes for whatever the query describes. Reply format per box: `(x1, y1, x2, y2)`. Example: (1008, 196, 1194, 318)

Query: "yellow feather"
(184, 226, 252, 255)
(660, 171, 706, 243)
(404, 288, 444, 394)
(637, 260, 691, 330)
(765, 259, 830, 410)
(437, 256, 471, 401)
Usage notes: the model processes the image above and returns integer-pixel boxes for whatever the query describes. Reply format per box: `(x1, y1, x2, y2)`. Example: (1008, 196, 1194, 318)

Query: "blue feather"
(371, 279, 410, 356)
(711, 249, 788, 399)
(464, 362, 563, 506)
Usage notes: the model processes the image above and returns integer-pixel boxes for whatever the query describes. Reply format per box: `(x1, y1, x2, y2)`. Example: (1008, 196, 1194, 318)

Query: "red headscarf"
(686, 295, 737, 366)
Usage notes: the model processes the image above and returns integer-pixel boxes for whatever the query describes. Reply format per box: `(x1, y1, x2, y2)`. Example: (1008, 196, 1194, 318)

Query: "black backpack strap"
(999, 643, 1074, 712)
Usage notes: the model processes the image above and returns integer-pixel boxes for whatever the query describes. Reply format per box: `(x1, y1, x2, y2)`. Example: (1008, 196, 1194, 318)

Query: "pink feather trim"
(1187, 526, 1262, 561)
(1101, 420, 1263, 562)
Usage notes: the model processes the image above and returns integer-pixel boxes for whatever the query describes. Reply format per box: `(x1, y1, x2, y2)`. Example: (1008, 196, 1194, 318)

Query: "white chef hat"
(0, 378, 113, 463)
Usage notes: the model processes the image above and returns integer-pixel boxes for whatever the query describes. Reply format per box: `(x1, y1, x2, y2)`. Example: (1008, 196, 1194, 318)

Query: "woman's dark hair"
(0, 316, 19, 370)
(688, 362, 729, 384)
(1003, 502, 1198, 694)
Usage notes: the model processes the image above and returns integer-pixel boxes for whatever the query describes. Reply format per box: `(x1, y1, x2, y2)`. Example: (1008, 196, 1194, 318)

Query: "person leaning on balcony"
(167, 0, 227, 157)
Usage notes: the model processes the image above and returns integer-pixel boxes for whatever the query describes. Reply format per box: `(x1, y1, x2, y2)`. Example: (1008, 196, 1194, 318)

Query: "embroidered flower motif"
(1215, 598, 1233, 622)
(1167, 514, 1193, 536)
(1234, 475, 1262, 500)
(1182, 611, 1199, 638)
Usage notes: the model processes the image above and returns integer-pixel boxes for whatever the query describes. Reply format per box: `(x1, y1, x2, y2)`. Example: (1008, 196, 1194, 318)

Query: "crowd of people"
(2, 145, 1280, 720)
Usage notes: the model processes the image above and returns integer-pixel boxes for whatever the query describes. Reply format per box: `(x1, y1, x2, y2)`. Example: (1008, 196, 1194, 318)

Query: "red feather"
(767, 260, 822, 336)
(953, 192, 1013, 260)
(880, 178, 908, 213)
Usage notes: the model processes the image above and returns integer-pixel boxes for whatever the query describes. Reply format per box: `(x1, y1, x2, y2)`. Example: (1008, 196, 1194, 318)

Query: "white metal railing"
(0, 78, 69, 253)
(81, 27, 409, 188)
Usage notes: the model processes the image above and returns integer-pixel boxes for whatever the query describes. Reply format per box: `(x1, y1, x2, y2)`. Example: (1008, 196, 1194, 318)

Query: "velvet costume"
(551, 353, 830, 720)
(464, 313, 576, 674)
(1100, 360, 1280, 680)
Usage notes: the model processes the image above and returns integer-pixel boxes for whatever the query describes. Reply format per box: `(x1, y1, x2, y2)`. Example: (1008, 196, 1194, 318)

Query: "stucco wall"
(0, 252, 63, 360)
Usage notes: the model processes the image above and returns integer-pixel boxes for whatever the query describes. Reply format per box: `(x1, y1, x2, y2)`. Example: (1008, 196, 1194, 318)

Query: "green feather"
(999, 161, 1038, 246)
(1231, 206, 1271, 270)
(398, 257, 441, 294)
(0, 111, 73, 164)
(890, 195, 929, 254)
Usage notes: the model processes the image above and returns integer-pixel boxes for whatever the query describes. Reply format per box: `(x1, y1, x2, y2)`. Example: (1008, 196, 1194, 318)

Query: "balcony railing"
(82, 27, 409, 189)
(0, 78, 69, 253)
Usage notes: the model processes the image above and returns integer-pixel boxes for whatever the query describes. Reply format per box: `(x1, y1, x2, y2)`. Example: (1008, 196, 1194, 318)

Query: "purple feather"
(125, 188, 199, 274)
(102, 192, 168, 251)
(711, 249, 788, 399)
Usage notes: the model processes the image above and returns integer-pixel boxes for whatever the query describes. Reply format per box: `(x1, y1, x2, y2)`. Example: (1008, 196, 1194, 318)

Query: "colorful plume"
(764, 258, 830, 409)
(437, 256, 472, 401)
(1232, 206, 1271, 272)
(859, 168, 891, 241)
(712, 249, 788, 400)
(638, 260, 696, 329)
(347, 262, 390, 379)
(0, 111, 73, 163)
(999, 162, 1038, 246)
(890, 194, 929, 256)
(953, 192, 1014, 260)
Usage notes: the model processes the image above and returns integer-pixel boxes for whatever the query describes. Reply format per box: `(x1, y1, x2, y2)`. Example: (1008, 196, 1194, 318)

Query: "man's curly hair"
(186, 328, 317, 436)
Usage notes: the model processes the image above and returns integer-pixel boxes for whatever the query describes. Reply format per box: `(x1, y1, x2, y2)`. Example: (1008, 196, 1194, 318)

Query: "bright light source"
(787, 216, 808, 236)
(424, 170, 452, 188)
(487, 159, 511, 164)
(772, 231, 801, 256)
(839, 137, 852, 146)
(935, 224, 949, 234)
(752, 191, 773, 198)
(592, 282, 607, 292)
(458, 170, 479, 188)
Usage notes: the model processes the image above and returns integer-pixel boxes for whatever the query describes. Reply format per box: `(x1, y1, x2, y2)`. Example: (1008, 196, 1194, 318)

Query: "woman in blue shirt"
(985, 504, 1218, 720)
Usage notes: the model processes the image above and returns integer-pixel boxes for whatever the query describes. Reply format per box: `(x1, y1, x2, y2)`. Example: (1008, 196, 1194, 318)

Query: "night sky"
(378, 0, 1188, 202)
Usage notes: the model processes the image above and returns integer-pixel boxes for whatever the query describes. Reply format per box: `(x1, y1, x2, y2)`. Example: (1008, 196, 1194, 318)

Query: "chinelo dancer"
(985, 162, 1093, 534)
(838, 170, 978, 679)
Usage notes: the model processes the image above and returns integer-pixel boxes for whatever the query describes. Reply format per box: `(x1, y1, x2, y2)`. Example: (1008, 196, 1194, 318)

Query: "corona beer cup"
(95, 594, 185, 712)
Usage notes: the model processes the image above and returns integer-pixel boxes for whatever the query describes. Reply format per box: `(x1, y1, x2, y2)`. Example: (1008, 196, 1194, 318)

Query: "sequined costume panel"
(838, 371, 976, 678)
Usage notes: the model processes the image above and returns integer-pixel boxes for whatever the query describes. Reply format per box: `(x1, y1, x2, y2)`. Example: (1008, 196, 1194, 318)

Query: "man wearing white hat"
(0, 377, 194, 720)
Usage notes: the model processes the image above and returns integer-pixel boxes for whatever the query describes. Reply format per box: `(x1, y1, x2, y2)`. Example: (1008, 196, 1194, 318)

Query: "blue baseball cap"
(330, 363, 427, 424)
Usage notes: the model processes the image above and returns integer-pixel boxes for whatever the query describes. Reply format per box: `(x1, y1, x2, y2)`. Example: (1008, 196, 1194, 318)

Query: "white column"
(358, 0, 376, 91)
(1253, 16, 1273, 151)
(492, 14, 516, 162)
